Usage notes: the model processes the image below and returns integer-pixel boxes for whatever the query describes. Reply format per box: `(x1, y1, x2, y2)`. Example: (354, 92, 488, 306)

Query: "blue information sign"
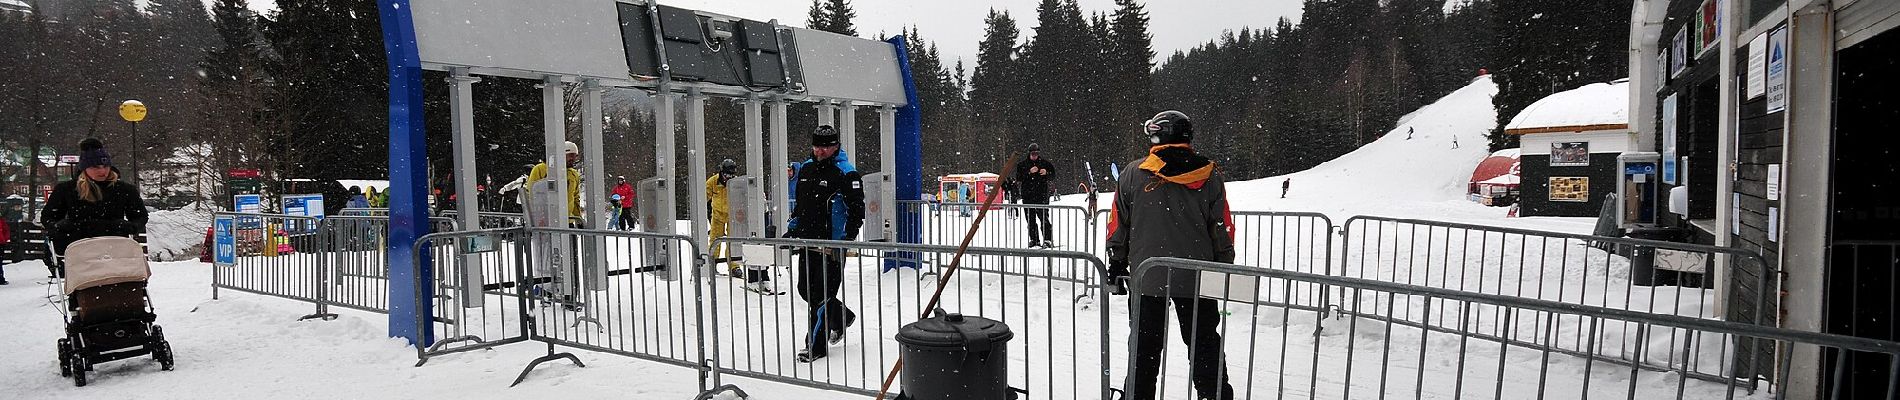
(214, 215, 236, 266)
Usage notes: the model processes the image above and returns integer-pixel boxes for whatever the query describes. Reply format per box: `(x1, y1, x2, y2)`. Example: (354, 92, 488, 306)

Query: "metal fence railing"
(412, 227, 739, 394)
(319, 215, 458, 313)
(1338, 216, 1780, 384)
(706, 236, 1114, 399)
(212, 212, 329, 320)
(1133, 257, 1900, 400)
(212, 212, 456, 319)
(1825, 241, 1900, 398)
(1229, 211, 1336, 312)
(199, 207, 1856, 399)
(902, 200, 1098, 255)
(338, 208, 390, 217)
(439, 210, 528, 229)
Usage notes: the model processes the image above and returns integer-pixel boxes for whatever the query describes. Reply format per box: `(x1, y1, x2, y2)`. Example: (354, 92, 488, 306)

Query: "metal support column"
(686, 89, 710, 270)
(839, 101, 858, 163)
(769, 100, 791, 236)
(582, 80, 608, 229)
(879, 105, 897, 226)
(817, 100, 835, 130)
(580, 79, 608, 290)
(743, 95, 766, 236)
(447, 67, 484, 307)
(887, 35, 927, 271)
(542, 76, 569, 227)
(378, 0, 432, 345)
(654, 89, 678, 234)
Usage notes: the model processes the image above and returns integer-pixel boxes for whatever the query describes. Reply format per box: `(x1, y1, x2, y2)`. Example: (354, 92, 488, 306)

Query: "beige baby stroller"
(55, 236, 174, 386)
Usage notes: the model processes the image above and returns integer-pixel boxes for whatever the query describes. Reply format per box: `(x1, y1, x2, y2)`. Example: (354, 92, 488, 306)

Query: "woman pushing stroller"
(40, 138, 148, 278)
(44, 138, 172, 386)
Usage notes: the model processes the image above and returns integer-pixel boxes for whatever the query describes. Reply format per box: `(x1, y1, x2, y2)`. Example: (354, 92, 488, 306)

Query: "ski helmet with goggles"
(1144, 110, 1193, 145)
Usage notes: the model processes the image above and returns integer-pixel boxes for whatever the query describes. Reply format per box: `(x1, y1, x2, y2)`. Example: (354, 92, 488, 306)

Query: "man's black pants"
(1124, 295, 1235, 400)
(1024, 207, 1053, 245)
(797, 247, 855, 356)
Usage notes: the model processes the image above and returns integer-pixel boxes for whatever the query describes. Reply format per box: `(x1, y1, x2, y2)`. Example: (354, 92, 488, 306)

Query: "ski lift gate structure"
(378, 0, 925, 346)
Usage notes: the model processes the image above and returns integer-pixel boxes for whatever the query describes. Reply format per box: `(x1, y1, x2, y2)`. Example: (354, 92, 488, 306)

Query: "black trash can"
(1623, 226, 1683, 286)
(895, 310, 1015, 400)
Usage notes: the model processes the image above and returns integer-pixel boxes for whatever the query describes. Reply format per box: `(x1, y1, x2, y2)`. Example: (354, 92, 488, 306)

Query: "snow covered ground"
(0, 76, 1756, 399)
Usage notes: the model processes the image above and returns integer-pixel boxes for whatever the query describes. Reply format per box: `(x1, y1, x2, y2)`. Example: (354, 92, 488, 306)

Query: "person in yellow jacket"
(708, 159, 773, 294)
(707, 159, 736, 269)
(528, 141, 584, 225)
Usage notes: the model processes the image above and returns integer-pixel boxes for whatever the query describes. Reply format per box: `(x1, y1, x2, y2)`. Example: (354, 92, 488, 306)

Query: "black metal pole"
(130, 121, 140, 186)
(26, 137, 40, 222)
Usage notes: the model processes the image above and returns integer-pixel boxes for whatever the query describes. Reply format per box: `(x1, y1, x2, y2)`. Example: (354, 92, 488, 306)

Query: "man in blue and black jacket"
(787, 124, 865, 363)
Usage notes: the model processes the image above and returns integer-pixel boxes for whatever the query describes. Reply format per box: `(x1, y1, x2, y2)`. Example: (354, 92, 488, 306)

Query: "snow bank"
(145, 204, 212, 262)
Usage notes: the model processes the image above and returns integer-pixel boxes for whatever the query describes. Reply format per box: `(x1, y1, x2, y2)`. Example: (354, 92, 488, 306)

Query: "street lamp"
(118, 99, 146, 185)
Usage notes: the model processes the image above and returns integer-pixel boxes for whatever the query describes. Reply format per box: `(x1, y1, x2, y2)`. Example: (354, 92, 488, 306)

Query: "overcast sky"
(218, 0, 1305, 69)
(663, 0, 1306, 68)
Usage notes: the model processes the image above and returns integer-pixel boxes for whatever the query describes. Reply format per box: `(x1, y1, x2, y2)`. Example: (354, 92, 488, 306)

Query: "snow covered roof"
(1505, 79, 1630, 134)
(1477, 174, 1520, 186)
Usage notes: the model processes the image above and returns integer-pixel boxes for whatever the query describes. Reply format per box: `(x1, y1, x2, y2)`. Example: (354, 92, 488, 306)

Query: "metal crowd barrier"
(211, 212, 330, 320)
(320, 215, 458, 313)
(1228, 211, 1336, 311)
(413, 227, 742, 396)
(1338, 216, 1780, 385)
(708, 236, 1115, 399)
(440, 210, 529, 229)
(1825, 240, 1900, 398)
(1133, 257, 1900, 400)
(409, 227, 535, 362)
(338, 208, 390, 216)
(901, 200, 1098, 255)
(212, 212, 456, 319)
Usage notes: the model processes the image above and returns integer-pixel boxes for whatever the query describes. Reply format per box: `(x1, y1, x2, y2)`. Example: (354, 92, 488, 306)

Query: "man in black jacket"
(1107, 111, 1237, 400)
(1015, 143, 1056, 248)
(786, 125, 865, 363)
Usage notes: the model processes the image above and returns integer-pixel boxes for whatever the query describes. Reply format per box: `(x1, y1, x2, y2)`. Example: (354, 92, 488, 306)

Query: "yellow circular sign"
(118, 100, 147, 122)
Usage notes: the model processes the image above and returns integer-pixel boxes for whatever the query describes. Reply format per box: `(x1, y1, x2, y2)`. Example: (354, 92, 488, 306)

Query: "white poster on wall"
(1766, 26, 1789, 113)
(1766, 164, 1782, 201)
(1746, 33, 1767, 99)
(1768, 207, 1780, 242)
(1662, 94, 1679, 184)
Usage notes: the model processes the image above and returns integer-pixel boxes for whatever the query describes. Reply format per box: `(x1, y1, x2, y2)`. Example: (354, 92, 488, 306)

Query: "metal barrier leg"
(511, 342, 584, 387)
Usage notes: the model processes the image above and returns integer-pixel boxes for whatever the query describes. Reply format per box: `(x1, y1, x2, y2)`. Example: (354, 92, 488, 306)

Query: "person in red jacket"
(613, 176, 637, 231)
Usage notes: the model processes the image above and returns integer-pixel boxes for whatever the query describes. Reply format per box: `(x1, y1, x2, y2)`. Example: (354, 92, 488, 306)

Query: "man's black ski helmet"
(719, 158, 738, 174)
(1144, 110, 1194, 145)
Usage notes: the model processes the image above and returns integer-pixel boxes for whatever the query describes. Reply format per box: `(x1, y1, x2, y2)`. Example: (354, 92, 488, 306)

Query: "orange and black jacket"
(1104, 144, 1237, 298)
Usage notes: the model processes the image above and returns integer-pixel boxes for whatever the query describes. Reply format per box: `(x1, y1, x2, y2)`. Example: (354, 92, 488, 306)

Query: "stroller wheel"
(155, 341, 175, 371)
(70, 353, 87, 387)
(57, 339, 72, 377)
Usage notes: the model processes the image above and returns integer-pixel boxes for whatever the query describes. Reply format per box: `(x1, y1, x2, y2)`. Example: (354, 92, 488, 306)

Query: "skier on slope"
(1015, 143, 1057, 248)
(787, 125, 864, 363)
(1107, 110, 1238, 400)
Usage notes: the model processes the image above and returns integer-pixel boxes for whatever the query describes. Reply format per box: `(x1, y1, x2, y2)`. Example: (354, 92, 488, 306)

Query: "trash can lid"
(895, 310, 1014, 352)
